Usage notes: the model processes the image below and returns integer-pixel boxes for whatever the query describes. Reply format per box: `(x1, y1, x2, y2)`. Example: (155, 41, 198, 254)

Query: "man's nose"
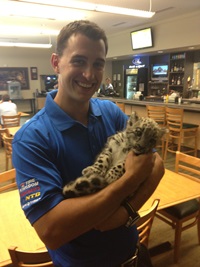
(82, 66, 95, 80)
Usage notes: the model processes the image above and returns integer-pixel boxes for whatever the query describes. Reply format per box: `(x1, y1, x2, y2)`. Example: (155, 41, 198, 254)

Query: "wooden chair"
(8, 246, 54, 267)
(0, 168, 16, 193)
(146, 105, 166, 158)
(137, 199, 160, 248)
(156, 151, 200, 263)
(0, 126, 10, 147)
(4, 135, 14, 170)
(164, 107, 199, 161)
(115, 102, 125, 112)
(2, 112, 21, 128)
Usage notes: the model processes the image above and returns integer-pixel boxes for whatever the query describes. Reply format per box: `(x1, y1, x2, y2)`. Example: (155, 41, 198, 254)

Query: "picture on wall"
(0, 67, 29, 90)
(30, 67, 38, 80)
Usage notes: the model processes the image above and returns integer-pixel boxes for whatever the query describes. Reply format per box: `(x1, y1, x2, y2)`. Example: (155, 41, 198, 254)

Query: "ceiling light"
(1, 1, 86, 21)
(0, 26, 58, 36)
(0, 42, 52, 48)
(11, 0, 155, 18)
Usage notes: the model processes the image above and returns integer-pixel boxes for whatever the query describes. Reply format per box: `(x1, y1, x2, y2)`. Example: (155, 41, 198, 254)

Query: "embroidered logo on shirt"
(19, 178, 41, 209)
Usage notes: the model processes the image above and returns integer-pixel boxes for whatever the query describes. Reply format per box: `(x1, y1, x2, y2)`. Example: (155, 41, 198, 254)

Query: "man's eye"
(94, 62, 105, 70)
(72, 59, 85, 65)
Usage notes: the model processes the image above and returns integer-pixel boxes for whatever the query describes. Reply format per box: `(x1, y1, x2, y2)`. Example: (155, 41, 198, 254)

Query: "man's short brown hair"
(2, 94, 10, 102)
(56, 20, 108, 57)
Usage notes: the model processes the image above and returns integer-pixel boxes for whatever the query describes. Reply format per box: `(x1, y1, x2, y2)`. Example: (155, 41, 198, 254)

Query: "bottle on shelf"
(171, 76, 175, 85)
(173, 63, 177, 72)
(177, 76, 181, 85)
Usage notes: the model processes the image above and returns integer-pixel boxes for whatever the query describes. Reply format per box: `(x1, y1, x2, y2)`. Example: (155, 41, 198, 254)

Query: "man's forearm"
(128, 152, 164, 211)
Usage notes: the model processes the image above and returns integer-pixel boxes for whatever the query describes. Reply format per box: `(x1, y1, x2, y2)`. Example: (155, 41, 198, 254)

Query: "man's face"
(53, 33, 106, 103)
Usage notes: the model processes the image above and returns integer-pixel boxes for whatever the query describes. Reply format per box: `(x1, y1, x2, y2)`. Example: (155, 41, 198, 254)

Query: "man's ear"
(51, 53, 60, 74)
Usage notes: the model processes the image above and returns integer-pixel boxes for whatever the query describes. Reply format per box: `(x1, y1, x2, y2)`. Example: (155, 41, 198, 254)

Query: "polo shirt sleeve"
(12, 121, 64, 225)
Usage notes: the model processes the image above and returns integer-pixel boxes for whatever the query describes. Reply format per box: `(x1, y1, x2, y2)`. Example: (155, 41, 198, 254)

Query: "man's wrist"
(122, 199, 140, 228)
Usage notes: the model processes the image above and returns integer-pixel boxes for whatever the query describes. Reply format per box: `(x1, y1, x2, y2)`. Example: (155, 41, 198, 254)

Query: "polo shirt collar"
(45, 90, 102, 131)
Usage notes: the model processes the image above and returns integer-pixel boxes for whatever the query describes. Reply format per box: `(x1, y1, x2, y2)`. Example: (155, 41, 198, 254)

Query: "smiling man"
(12, 20, 164, 267)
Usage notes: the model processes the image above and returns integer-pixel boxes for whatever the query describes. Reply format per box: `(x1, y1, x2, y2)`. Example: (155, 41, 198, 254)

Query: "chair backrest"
(8, 246, 54, 267)
(175, 151, 200, 182)
(2, 112, 21, 127)
(4, 134, 13, 153)
(0, 126, 10, 140)
(136, 199, 160, 247)
(146, 105, 166, 126)
(0, 168, 16, 192)
(116, 102, 125, 112)
(165, 107, 184, 132)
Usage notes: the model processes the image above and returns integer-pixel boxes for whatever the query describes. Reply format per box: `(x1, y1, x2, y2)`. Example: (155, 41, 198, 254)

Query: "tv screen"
(44, 75, 57, 91)
(130, 27, 153, 50)
(151, 64, 169, 81)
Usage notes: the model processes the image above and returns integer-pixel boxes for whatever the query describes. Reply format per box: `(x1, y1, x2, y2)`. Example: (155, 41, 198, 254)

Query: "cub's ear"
(127, 111, 139, 129)
(127, 111, 139, 127)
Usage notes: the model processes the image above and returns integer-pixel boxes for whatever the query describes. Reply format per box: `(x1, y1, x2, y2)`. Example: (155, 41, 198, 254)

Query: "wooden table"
(7, 126, 21, 136)
(0, 189, 45, 266)
(0, 169, 200, 266)
(19, 112, 30, 117)
(139, 169, 200, 215)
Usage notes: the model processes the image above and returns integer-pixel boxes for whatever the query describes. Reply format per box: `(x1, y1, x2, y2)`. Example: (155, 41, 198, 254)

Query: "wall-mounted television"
(130, 27, 153, 50)
(40, 75, 58, 91)
(151, 64, 169, 81)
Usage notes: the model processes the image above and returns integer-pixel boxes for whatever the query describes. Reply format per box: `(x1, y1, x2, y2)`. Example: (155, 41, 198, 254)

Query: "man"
(13, 20, 164, 266)
(0, 94, 17, 124)
(105, 77, 115, 96)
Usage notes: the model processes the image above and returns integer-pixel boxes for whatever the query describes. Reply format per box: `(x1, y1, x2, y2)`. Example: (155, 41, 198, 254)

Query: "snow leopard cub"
(63, 111, 166, 198)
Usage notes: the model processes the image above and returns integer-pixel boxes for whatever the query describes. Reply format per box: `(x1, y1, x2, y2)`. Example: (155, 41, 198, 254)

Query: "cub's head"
(125, 111, 167, 154)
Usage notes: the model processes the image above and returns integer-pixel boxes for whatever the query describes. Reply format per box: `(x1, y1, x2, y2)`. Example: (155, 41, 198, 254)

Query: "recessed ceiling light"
(188, 46, 194, 50)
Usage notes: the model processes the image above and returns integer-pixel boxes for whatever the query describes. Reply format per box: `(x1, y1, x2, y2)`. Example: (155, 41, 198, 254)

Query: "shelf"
(169, 85, 183, 87)
(170, 58, 185, 61)
(169, 72, 184, 74)
(148, 82, 168, 84)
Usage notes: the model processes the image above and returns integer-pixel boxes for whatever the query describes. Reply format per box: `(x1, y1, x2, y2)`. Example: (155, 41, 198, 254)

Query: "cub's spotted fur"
(63, 111, 166, 198)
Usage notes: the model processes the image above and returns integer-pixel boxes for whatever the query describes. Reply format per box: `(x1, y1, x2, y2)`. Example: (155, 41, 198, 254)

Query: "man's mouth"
(77, 82, 94, 89)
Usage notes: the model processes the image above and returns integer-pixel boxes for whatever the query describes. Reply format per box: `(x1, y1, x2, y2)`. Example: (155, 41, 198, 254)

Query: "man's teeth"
(78, 82, 92, 88)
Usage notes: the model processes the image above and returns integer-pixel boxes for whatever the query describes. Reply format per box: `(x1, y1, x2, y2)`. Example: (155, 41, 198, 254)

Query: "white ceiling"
(1, 0, 200, 53)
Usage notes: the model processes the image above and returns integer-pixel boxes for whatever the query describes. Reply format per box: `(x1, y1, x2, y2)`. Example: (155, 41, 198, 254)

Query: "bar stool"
(164, 107, 199, 161)
(146, 105, 166, 158)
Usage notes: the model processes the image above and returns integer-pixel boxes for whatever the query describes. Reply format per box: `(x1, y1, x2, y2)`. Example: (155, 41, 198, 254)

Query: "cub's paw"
(82, 166, 100, 177)
(63, 174, 108, 198)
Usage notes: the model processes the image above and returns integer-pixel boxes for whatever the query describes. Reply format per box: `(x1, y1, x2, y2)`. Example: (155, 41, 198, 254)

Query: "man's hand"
(94, 152, 164, 231)
(124, 151, 155, 191)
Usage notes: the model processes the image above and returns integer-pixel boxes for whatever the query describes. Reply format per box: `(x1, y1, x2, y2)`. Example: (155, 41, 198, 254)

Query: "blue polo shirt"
(12, 90, 139, 267)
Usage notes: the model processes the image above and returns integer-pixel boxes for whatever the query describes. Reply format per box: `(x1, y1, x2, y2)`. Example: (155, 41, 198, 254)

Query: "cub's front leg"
(63, 148, 113, 198)
(82, 147, 113, 177)
(105, 162, 125, 184)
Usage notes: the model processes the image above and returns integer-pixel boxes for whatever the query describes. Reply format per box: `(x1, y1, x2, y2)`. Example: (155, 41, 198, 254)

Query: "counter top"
(95, 97, 200, 112)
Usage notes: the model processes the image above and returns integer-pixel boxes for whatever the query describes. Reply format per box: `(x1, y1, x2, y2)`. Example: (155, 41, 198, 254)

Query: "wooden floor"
(0, 147, 199, 267)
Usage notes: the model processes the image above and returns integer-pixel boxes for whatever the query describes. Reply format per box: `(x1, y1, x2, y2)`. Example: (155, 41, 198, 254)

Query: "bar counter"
(95, 96, 200, 151)
(95, 96, 200, 112)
